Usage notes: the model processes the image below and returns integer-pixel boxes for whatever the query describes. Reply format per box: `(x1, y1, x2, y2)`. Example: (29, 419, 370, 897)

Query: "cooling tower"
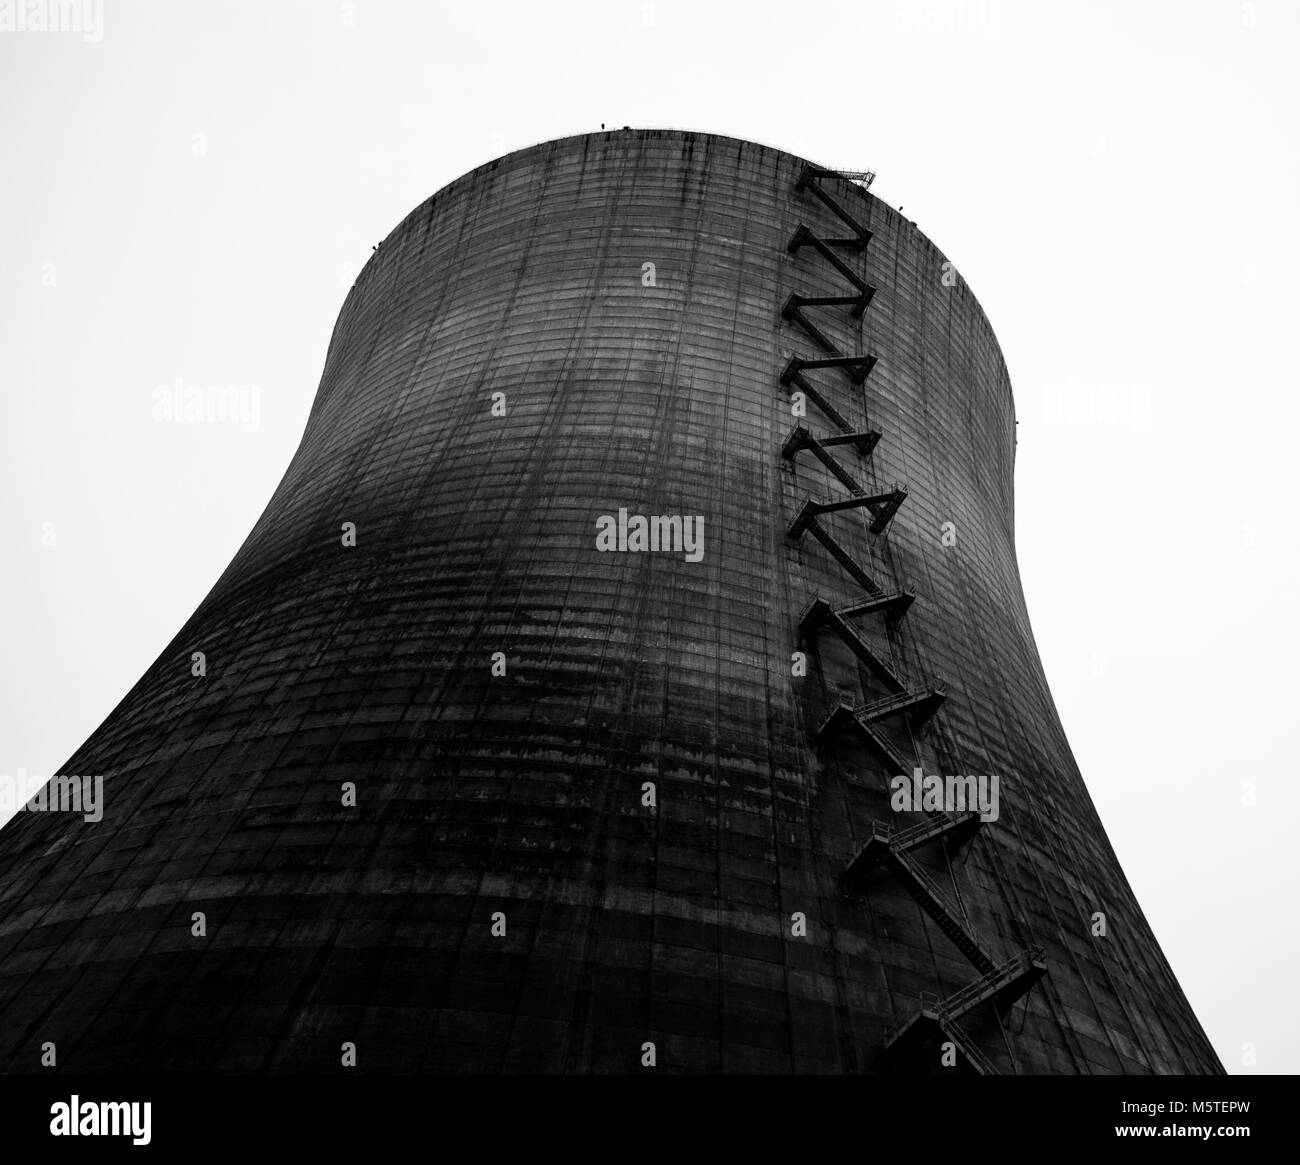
(0, 129, 1221, 1074)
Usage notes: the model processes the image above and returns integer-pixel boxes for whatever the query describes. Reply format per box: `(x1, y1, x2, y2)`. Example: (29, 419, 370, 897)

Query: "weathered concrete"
(0, 130, 1221, 1074)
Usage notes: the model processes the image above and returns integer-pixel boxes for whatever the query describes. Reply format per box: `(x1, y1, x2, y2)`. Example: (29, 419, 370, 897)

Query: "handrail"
(937, 947, 1046, 1019)
(890, 811, 975, 851)
(853, 689, 922, 718)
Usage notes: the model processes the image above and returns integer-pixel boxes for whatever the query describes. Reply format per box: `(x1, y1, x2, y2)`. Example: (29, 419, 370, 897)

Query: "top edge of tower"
(385, 128, 915, 256)
(433, 127, 854, 205)
(344, 127, 1016, 431)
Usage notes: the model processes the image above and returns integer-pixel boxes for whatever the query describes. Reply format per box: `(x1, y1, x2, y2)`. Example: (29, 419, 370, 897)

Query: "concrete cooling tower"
(0, 129, 1222, 1074)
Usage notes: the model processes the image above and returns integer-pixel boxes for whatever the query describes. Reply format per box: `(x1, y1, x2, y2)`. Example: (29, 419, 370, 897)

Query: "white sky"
(2, 0, 1297, 1074)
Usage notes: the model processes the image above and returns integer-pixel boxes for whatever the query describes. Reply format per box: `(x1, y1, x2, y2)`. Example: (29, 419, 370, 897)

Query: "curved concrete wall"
(0, 130, 1220, 1074)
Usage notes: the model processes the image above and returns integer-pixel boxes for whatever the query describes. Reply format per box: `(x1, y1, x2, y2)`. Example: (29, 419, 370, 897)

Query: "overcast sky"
(2, 0, 1297, 1074)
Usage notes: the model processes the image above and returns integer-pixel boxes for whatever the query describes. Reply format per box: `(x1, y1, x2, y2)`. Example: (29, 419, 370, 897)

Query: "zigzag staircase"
(778, 164, 1047, 1075)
